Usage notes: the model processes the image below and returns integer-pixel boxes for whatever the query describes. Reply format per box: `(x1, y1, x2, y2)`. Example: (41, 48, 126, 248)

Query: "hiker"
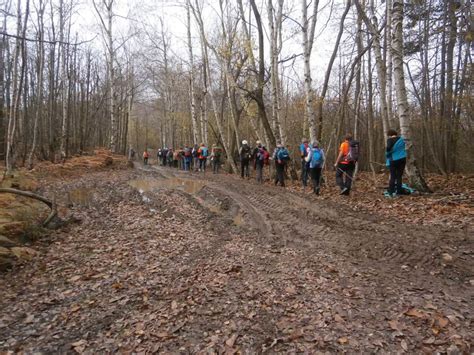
(129, 146, 136, 160)
(166, 148, 173, 167)
(198, 143, 208, 172)
(211, 144, 223, 174)
(183, 146, 193, 171)
(300, 138, 310, 188)
(307, 141, 325, 195)
(192, 144, 200, 171)
(273, 143, 290, 187)
(385, 129, 407, 197)
(174, 148, 182, 169)
(157, 148, 162, 164)
(255, 142, 269, 183)
(334, 133, 359, 195)
(162, 147, 169, 166)
(143, 150, 149, 165)
(239, 140, 252, 178)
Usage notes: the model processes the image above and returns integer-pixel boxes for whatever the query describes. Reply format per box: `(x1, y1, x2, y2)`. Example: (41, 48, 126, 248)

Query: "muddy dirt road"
(1, 164, 472, 353)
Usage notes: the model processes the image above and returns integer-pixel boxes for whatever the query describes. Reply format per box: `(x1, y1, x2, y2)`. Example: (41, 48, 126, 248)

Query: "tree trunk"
(392, 0, 429, 191)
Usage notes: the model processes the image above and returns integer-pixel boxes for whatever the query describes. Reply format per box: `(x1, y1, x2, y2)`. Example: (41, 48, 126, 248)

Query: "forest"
(1, 0, 472, 186)
(0, 1, 473, 353)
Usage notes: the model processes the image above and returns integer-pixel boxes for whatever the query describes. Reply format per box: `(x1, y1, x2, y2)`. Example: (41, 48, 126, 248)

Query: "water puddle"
(68, 188, 95, 206)
(128, 178, 205, 195)
(233, 213, 243, 226)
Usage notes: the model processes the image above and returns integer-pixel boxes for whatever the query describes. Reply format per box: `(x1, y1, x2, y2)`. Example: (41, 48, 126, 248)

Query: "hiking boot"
(340, 187, 349, 195)
(314, 187, 320, 195)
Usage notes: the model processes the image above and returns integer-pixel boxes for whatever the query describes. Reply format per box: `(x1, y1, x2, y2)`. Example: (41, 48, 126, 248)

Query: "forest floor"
(0, 155, 472, 353)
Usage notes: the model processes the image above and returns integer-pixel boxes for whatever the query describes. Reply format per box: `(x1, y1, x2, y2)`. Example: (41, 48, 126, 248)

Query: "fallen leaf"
(436, 315, 449, 328)
(405, 308, 425, 318)
(225, 333, 238, 347)
(338, 337, 348, 344)
(388, 320, 400, 330)
(68, 275, 81, 282)
(334, 314, 344, 323)
(71, 339, 87, 347)
(70, 305, 81, 313)
(25, 314, 35, 324)
(401, 340, 408, 351)
(171, 300, 178, 310)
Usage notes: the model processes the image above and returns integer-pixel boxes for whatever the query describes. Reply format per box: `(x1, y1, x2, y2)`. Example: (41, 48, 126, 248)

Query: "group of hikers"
(135, 129, 408, 198)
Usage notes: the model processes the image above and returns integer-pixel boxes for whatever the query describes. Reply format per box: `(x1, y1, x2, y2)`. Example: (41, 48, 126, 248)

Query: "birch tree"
(301, 0, 319, 142)
(186, 0, 199, 145)
(392, 0, 429, 191)
(267, 0, 286, 144)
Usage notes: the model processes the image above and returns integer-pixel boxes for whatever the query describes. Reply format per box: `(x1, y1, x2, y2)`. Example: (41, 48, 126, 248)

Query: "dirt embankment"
(0, 150, 129, 271)
(0, 162, 472, 353)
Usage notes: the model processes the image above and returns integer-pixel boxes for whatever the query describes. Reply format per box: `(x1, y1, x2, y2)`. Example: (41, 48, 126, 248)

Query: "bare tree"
(392, 0, 429, 191)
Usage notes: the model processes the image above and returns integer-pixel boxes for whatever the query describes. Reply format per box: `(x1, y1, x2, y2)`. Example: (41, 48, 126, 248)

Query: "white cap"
(242, 140, 248, 145)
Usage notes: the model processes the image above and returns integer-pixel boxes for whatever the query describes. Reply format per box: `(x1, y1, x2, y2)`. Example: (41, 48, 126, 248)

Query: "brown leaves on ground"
(288, 172, 473, 231)
(0, 166, 472, 353)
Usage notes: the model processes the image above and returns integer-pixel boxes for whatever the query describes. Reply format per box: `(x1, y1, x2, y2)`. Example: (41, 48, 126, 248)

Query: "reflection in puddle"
(128, 178, 205, 195)
(68, 188, 95, 206)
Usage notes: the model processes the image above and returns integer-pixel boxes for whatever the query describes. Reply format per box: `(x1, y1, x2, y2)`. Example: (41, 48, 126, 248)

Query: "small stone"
(441, 253, 453, 263)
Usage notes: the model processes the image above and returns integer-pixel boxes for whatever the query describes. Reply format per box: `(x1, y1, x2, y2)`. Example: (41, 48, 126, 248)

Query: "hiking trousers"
(213, 158, 220, 174)
(310, 167, 322, 194)
(199, 159, 207, 171)
(275, 163, 285, 186)
(256, 163, 264, 183)
(241, 159, 250, 178)
(389, 158, 406, 194)
(301, 160, 310, 186)
(336, 162, 355, 192)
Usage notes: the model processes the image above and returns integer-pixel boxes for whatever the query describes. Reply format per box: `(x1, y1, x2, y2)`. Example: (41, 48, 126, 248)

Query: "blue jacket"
(386, 137, 407, 166)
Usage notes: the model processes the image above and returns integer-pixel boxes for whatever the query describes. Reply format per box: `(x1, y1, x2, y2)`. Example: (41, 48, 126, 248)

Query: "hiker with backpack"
(273, 143, 290, 187)
(143, 150, 149, 165)
(183, 146, 193, 171)
(334, 133, 359, 195)
(192, 144, 200, 171)
(239, 140, 252, 178)
(306, 141, 325, 195)
(162, 147, 169, 166)
(197, 143, 209, 172)
(211, 144, 223, 174)
(385, 129, 407, 197)
(255, 142, 265, 183)
(299, 138, 311, 188)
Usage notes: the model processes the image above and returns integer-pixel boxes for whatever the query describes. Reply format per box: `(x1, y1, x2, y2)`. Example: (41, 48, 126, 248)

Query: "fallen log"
(0, 188, 57, 227)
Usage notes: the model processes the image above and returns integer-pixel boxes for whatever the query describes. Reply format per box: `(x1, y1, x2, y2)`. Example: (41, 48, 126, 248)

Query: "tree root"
(0, 188, 58, 228)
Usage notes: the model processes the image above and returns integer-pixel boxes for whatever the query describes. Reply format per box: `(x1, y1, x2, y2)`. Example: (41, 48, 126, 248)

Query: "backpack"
(310, 148, 323, 168)
(346, 140, 360, 162)
(214, 148, 222, 158)
(184, 148, 191, 157)
(241, 145, 251, 160)
(263, 149, 270, 165)
(300, 143, 309, 158)
(200, 147, 208, 158)
(256, 148, 265, 161)
(277, 148, 290, 162)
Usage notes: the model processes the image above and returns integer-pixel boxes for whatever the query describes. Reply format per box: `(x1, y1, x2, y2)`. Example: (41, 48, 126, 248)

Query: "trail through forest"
(0, 162, 472, 353)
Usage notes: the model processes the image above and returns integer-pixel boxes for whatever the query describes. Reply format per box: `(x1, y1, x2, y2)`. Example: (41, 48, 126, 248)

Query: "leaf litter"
(0, 163, 472, 353)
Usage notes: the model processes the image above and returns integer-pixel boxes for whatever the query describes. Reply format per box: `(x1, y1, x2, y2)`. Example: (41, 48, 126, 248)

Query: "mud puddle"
(129, 178, 205, 195)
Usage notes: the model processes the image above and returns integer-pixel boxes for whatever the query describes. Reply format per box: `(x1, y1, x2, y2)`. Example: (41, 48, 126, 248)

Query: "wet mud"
(0, 165, 472, 353)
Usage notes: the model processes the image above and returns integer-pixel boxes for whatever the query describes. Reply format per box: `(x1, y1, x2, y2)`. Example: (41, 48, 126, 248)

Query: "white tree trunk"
(28, 0, 45, 169)
(392, 0, 429, 191)
(267, 0, 285, 144)
(186, 0, 199, 144)
(301, 0, 319, 143)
